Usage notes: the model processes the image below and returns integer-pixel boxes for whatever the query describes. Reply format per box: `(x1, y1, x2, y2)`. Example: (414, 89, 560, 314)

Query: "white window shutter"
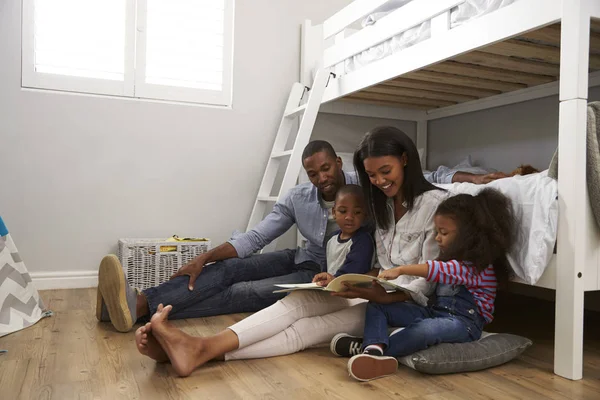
(135, 0, 234, 106)
(21, 0, 233, 105)
(22, 0, 135, 97)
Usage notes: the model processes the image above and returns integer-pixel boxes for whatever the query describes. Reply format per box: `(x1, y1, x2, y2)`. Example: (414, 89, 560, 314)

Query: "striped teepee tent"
(0, 216, 50, 338)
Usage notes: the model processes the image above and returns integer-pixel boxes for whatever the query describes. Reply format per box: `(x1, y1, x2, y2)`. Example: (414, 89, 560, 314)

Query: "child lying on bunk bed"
(335, 188, 516, 381)
(424, 161, 538, 185)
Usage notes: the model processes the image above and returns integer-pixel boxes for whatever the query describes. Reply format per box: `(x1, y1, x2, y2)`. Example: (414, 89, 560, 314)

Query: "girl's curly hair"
(435, 188, 517, 288)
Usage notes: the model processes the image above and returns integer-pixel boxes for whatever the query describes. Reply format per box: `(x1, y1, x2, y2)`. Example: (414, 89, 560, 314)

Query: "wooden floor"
(1, 289, 599, 400)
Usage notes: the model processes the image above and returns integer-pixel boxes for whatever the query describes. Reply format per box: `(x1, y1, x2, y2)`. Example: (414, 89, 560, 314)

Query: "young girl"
(345, 188, 516, 381)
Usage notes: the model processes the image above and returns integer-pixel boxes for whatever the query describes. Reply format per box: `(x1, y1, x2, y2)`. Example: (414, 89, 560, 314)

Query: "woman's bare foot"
(150, 304, 213, 377)
(135, 322, 169, 363)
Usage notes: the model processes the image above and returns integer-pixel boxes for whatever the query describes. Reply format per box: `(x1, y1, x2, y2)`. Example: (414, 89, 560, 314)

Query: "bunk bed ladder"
(246, 69, 332, 253)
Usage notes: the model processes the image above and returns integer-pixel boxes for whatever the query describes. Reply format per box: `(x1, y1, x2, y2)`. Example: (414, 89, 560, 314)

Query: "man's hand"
(170, 253, 210, 290)
(473, 172, 509, 185)
(312, 272, 335, 287)
(331, 281, 388, 302)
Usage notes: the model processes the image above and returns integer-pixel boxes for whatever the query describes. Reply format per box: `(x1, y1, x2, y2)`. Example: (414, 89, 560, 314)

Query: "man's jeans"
(363, 285, 485, 357)
(142, 249, 321, 320)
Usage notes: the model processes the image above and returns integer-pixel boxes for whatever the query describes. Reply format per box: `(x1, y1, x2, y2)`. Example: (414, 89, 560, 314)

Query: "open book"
(273, 273, 416, 294)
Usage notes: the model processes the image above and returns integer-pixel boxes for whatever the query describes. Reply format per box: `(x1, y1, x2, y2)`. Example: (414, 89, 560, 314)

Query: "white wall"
(312, 113, 416, 154)
(0, 0, 353, 287)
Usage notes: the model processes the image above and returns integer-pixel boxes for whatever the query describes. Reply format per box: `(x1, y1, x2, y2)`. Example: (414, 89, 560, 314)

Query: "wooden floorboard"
(1, 289, 599, 400)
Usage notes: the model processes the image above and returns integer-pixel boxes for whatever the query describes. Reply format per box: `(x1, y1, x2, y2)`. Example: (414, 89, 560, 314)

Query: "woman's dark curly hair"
(435, 188, 517, 288)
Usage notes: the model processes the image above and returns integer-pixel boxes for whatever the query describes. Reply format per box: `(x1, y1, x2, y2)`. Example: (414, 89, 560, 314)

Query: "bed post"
(555, 0, 592, 381)
(301, 20, 324, 87)
(416, 120, 428, 169)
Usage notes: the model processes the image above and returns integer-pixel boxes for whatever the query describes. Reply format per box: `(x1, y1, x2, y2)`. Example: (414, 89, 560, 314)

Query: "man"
(96, 140, 358, 332)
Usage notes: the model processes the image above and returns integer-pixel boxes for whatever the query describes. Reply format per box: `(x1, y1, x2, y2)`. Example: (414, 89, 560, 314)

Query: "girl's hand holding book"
(378, 267, 403, 281)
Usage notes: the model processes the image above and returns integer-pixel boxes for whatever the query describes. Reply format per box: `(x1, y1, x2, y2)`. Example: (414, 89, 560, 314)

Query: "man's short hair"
(302, 140, 337, 164)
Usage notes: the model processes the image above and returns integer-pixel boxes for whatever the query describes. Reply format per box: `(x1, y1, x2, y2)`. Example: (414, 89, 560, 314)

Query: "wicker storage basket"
(117, 238, 210, 290)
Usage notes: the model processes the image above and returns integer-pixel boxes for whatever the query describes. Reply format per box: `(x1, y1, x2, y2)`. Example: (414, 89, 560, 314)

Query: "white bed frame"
(300, 0, 600, 381)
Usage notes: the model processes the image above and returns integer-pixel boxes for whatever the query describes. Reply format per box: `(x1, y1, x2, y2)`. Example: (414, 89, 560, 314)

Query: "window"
(22, 0, 234, 106)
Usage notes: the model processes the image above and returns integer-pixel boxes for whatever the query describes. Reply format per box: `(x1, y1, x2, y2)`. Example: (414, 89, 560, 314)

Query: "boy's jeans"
(363, 285, 485, 357)
(143, 249, 321, 320)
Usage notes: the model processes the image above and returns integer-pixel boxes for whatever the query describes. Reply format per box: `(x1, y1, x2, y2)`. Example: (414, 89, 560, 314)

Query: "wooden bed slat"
(481, 39, 600, 69)
(481, 39, 561, 64)
(424, 61, 555, 86)
(386, 78, 501, 98)
(341, 97, 432, 110)
(347, 91, 455, 108)
(517, 24, 600, 53)
(403, 70, 526, 92)
(365, 84, 478, 103)
(517, 24, 562, 46)
(452, 51, 561, 77)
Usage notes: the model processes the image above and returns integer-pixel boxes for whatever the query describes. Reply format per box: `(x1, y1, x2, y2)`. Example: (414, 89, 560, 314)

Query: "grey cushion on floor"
(397, 333, 532, 374)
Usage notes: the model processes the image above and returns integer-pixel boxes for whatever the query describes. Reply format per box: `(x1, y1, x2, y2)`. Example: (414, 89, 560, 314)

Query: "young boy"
(313, 184, 374, 287)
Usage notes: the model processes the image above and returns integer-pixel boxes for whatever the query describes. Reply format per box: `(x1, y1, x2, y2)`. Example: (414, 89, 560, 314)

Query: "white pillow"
(362, 0, 414, 27)
(454, 155, 474, 169)
(417, 148, 425, 163)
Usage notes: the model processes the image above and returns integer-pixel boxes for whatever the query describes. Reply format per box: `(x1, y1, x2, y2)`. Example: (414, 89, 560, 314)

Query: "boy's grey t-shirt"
(326, 227, 374, 276)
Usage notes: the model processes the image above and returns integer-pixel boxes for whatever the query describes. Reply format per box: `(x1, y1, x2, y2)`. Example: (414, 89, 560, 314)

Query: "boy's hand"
(378, 267, 403, 281)
(312, 272, 335, 287)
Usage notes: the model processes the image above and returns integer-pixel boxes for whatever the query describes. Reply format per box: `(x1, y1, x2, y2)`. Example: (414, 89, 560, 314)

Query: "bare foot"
(135, 322, 169, 363)
(151, 304, 211, 377)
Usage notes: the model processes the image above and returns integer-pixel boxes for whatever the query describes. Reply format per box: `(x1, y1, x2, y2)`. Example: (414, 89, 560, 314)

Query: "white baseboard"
(30, 270, 98, 290)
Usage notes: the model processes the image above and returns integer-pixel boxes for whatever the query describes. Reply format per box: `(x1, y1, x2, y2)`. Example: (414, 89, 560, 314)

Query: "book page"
(275, 283, 321, 289)
(273, 282, 323, 293)
(273, 275, 417, 294)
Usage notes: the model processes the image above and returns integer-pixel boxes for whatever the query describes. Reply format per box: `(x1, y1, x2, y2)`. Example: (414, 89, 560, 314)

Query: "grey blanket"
(548, 101, 600, 228)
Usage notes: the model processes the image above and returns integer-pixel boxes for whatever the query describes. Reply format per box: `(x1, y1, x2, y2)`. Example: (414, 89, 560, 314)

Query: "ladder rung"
(284, 104, 307, 118)
(257, 196, 278, 202)
(271, 150, 293, 159)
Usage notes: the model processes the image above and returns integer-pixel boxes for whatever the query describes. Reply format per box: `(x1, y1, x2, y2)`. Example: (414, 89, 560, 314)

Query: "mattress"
(337, 0, 517, 76)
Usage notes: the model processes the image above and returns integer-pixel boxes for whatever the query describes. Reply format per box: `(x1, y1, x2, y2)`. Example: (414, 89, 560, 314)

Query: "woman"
(136, 126, 447, 377)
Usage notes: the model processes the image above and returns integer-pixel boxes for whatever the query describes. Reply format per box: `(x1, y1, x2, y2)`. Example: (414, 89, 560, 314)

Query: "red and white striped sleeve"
(426, 260, 480, 285)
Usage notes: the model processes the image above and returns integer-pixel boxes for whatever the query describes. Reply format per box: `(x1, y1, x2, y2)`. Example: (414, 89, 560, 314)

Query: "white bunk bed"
(299, 0, 600, 381)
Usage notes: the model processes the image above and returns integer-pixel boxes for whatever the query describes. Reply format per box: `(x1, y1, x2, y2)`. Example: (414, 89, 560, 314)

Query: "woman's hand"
(331, 281, 388, 302)
(312, 272, 335, 287)
(378, 266, 403, 281)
